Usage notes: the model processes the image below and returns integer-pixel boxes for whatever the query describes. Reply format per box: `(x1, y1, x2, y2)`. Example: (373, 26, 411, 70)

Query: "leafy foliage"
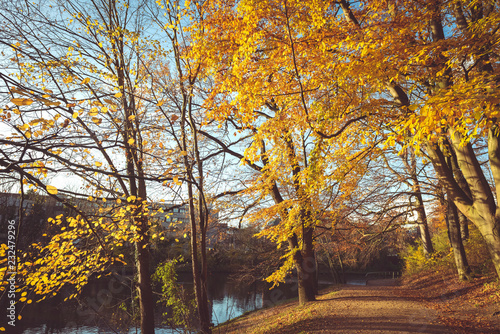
(153, 257, 196, 330)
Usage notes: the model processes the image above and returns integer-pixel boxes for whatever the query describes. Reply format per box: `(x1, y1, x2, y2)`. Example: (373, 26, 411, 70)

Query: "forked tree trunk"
(426, 128, 500, 279)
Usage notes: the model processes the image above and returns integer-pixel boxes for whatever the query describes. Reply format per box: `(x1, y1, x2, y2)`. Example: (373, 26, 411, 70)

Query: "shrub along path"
(214, 277, 498, 334)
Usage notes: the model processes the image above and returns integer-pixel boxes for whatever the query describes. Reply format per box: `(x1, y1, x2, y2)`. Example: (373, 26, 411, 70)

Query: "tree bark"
(289, 230, 316, 305)
(459, 212, 469, 241)
(409, 146, 434, 256)
(135, 227, 155, 334)
(426, 131, 500, 279)
(446, 198, 471, 280)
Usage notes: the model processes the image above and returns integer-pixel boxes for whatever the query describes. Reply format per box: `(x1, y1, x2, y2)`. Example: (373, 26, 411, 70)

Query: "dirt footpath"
(323, 281, 445, 333)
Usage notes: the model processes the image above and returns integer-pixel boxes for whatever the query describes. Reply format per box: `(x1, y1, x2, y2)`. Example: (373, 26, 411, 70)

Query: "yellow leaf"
(180, 151, 187, 156)
(11, 98, 33, 106)
(72, 112, 78, 119)
(0, 327, 5, 331)
(116, 198, 122, 204)
(171, 114, 179, 121)
(19, 297, 26, 302)
(175, 238, 179, 242)
(167, 158, 173, 164)
(173, 176, 181, 186)
(92, 117, 101, 125)
(89, 107, 98, 116)
(127, 195, 136, 202)
(114, 92, 123, 98)
(128, 138, 135, 145)
(46, 185, 58, 195)
(101, 107, 108, 113)
(81, 78, 90, 85)
(95, 161, 102, 167)
(43, 101, 61, 107)
(18, 315, 22, 320)
(25, 130, 32, 139)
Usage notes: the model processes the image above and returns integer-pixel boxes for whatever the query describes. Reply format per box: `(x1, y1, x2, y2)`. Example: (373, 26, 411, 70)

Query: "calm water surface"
(17, 271, 314, 334)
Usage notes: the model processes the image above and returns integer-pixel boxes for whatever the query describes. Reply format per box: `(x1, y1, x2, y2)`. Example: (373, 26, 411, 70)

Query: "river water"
(17, 270, 325, 334)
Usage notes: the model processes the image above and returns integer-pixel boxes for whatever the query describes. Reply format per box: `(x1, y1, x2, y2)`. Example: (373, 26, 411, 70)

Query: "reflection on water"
(23, 326, 188, 334)
(17, 270, 322, 333)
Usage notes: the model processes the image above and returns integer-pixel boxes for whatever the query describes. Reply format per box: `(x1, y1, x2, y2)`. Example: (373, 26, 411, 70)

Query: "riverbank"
(213, 271, 500, 334)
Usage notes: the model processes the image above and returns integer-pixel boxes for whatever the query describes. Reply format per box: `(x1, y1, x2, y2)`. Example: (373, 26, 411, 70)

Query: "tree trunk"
(183, 122, 211, 333)
(409, 146, 434, 256)
(446, 198, 471, 280)
(187, 183, 211, 334)
(414, 190, 434, 256)
(135, 226, 155, 334)
(425, 130, 500, 279)
(289, 229, 316, 305)
(458, 212, 469, 240)
(475, 215, 500, 279)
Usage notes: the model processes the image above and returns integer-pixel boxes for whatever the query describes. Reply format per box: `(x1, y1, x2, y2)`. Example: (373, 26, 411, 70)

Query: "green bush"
(153, 257, 196, 331)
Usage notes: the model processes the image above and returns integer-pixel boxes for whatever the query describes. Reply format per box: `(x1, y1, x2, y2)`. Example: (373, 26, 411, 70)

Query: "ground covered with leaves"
(214, 273, 500, 334)
(398, 269, 500, 333)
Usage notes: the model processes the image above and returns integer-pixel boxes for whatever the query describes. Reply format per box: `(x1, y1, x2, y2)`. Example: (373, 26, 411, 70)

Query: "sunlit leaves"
(11, 98, 33, 106)
(46, 185, 58, 195)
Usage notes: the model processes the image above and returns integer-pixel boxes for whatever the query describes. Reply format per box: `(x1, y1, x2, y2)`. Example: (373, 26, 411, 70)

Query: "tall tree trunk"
(135, 226, 155, 334)
(181, 93, 212, 334)
(446, 198, 471, 280)
(289, 230, 316, 305)
(124, 90, 155, 333)
(442, 147, 471, 280)
(414, 190, 434, 256)
(426, 129, 500, 279)
(409, 147, 434, 256)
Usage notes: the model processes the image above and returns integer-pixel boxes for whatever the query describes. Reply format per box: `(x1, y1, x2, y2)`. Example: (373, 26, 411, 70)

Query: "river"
(16, 269, 332, 334)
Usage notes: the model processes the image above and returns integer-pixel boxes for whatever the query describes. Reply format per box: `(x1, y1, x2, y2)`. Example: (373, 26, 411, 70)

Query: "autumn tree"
(146, 0, 216, 331)
(332, 0, 500, 278)
(0, 0, 186, 332)
(190, 0, 382, 305)
(192, 0, 500, 282)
